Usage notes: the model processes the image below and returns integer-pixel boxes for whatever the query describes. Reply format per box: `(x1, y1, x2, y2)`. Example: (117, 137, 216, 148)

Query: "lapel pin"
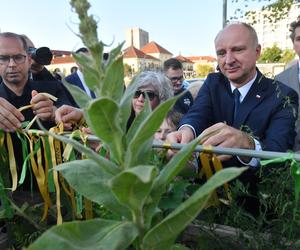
(256, 94, 261, 99)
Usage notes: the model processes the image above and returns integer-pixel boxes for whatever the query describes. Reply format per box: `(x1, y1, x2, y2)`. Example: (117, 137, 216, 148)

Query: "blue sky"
(0, 0, 265, 56)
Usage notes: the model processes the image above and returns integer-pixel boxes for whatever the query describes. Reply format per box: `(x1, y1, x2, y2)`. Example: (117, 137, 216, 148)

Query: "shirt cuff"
(178, 124, 196, 139)
(237, 138, 262, 167)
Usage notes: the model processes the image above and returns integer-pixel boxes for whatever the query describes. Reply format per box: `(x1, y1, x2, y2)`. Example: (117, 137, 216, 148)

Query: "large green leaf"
(62, 79, 92, 108)
(40, 125, 119, 175)
(86, 98, 124, 164)
(28, 219, 139, 250)
(143, 138, 201, 228)
(57, 159, 129, 218)
(142, 167, 247, 249)
(73, 52, 102, 93)
(101, 43, 125, 102)
(101, 56, 124, 102)
(110, 165, 158, 213)
(119, 79, 137, 133)
(125, 96, 178, 168)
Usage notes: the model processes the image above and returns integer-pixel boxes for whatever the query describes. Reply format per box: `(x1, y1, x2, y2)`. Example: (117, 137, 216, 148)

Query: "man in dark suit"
(168, 22, 298, 167)
(275, 16, 300, 151)
(64, 47, 96, 99)
(167, 23, 297, 209)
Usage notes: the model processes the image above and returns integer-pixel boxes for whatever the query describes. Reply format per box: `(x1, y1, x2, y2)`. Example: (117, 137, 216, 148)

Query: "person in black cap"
(21, 35, 56, 82)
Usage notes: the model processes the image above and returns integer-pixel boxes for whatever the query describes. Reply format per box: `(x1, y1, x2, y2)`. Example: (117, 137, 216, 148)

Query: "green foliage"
(258, 44, 282, 63)
(194, 64, 214, 78)
(28, 0, 245, 249)
(231, 0, 295, 25)
(124, 63, 133, 77)
(280, 48, 296, 63)
(192, 164, 300, 249)
(29, 219, 139, 250)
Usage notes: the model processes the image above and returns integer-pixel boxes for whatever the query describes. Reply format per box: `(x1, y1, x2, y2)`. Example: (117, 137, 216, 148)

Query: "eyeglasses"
(0, 54, 27, 65)
(168, 75, 184, 83)
(134, 90, 158, 101)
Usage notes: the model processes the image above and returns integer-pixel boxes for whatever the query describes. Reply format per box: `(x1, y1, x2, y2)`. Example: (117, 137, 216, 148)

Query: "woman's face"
(132, 85, 159, 114)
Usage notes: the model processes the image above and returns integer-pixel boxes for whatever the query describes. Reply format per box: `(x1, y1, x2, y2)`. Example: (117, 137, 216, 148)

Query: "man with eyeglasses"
(0, 32, 73, 131)
(163, 58, 194, 114)
(0, 32, 74, 195)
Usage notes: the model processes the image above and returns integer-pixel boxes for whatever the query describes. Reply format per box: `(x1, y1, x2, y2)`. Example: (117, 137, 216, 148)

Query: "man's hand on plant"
(200, 122, 254, 161)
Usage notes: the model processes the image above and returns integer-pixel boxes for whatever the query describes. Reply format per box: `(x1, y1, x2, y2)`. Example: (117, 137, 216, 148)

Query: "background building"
(249, 2, 300, 51)
(125, 27, 149, 49)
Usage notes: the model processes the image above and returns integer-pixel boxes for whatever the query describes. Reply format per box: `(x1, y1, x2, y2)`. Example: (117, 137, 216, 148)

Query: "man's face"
(293, 26, 300, 58)
(165, 68, 184, 94)
(0, 36, 31, 86)
(215, 24, 261, 86)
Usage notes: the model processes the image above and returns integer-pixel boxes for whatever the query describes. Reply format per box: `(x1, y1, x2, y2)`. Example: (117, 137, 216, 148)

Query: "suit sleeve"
(261, 87, 298, 152)
(179, 78, 214, 136)
(54, 81, 78, 108)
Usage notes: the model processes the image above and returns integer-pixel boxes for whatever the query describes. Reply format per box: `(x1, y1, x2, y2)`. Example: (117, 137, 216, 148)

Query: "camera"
(28, 47, 53, 65)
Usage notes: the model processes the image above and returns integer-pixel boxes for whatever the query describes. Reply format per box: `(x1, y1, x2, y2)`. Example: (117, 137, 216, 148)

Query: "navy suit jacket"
(65, 72, 95, 98)
(180, 70, 298, 167)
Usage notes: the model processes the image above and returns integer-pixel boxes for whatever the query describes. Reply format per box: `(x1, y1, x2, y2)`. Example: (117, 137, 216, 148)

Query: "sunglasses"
(134, 90, 158, 101)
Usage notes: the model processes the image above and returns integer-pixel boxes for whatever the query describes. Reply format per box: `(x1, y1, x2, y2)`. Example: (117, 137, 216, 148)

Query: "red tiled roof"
(123, 46, 159, 60)
(186, 56, 216, 62)
(52, 55, 75, 64)
(141, 41, 172, 55)
(51, 50, 72, 57)
(175, 55, 194, 63)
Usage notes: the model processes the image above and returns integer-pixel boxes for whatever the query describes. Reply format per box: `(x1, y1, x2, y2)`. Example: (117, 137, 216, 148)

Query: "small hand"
(55, 105, 84, 130)
(166, 126, 195, 158)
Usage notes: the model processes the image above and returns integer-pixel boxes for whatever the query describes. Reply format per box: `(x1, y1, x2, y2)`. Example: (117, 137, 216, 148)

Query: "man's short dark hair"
(75, 47, 88, 54)
(290, 15, 300, 41)
(163, 58, 183, 72)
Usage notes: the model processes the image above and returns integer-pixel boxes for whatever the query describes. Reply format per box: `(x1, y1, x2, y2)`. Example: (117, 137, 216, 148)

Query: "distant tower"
(125, 27, 149, 49)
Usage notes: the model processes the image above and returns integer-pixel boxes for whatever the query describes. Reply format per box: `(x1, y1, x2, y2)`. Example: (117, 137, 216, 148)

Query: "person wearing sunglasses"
(127, 71, 173, 129)
(163, 58, 194, 114)
(55, 71, 173, 131)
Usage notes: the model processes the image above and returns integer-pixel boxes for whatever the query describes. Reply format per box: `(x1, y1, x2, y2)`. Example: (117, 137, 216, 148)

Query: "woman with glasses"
(127, 71, 173, 129)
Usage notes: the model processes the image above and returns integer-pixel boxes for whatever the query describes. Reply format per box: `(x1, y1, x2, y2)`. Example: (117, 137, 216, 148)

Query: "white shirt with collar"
(231, 72, 262, 167)
(76, 70, 93, 98)
(180, 71, 262, 168)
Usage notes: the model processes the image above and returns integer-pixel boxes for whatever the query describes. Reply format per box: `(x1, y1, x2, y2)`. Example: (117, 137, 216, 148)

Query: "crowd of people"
(0, 16, 300, 229)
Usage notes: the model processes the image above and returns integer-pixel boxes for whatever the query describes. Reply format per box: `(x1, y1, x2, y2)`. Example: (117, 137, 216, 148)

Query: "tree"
(229, 0, 298, 25)
(280, 48, 296, 63)
(258, 44, 282, 63)
(195, 64, 214, 78)
(124, 63, 132, 77)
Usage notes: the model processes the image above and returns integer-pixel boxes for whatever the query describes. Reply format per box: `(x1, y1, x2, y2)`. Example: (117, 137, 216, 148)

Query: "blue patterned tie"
(233, 88, 241, 122)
